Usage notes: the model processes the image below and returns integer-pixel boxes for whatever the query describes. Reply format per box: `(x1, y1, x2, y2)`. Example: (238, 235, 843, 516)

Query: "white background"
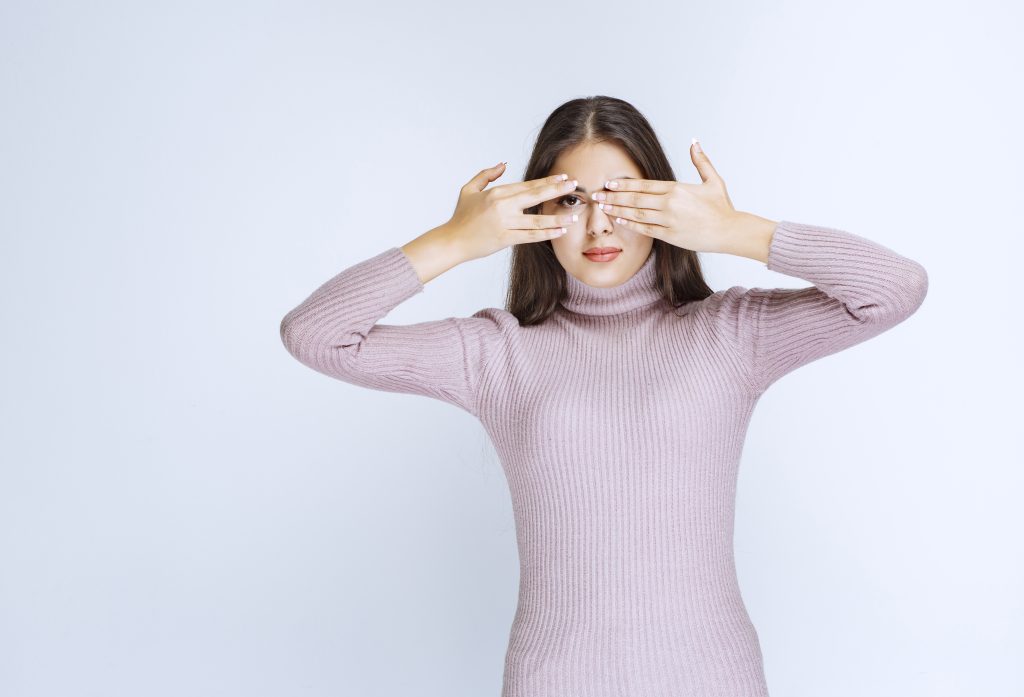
(1, 1, 1020, 695)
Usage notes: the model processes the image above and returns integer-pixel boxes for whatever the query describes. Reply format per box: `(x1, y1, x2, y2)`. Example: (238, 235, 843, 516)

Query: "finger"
(604, 207, 667, 240)
(509, 213, 578, 230)
(513, 175, 579, 208)
(689, 139, 721, 184)
(598, 202, 668, 227)
(590, 189, 664, 210)
(492, 171, 569, 198)
(603, 177, 674, 195)
(464, 161, 509, 192)
(510, 226, 571, 245)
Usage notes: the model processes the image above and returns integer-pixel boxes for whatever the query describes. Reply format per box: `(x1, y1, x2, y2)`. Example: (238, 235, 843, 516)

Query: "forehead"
(551, 141, 642, 179)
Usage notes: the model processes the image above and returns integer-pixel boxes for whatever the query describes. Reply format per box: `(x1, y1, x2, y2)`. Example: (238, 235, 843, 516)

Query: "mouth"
(582, 246, 622, 262)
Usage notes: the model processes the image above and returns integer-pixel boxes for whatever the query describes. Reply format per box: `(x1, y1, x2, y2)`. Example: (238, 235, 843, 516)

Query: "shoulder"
(694, 285, 747, 313)
(451, 306, 523, 348)
(468, 306, 520, 324)
(685, 285, 767, 321)
(459, 306, 521, 331)
(680, 285, 783, 344)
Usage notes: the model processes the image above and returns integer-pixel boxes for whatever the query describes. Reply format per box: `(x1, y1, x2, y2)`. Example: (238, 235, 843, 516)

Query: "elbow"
(279, 311, 330, 372)
(279, 312, 294, 352)
(882, 259, 929, 323)
(854, 259, 928, 327)
(279, 309, 359, 377)
(900, 259, 929, 317)
(279, 309, 307, 360)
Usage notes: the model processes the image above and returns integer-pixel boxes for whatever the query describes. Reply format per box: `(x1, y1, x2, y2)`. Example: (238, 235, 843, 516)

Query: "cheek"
(622, 228, 653, 245)
(550, 235, 584, 270)
(549, 235, 572, 256)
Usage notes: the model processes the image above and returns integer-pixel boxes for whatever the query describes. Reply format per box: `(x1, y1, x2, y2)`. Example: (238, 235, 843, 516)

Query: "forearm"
(713, 211, 778, 263)
(279, 244, 501, 417)
(710, 219, 929, 393)
(764, 220, 929, 322)
(400, 223, 470, 285)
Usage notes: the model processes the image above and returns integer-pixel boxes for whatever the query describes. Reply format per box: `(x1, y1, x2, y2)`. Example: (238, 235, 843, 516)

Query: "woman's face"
(540, 141, 654, 288)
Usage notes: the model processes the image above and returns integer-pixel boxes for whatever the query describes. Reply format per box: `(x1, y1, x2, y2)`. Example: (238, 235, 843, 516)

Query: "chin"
(553, 238, 650, 283)
(574, 254, 640, 286)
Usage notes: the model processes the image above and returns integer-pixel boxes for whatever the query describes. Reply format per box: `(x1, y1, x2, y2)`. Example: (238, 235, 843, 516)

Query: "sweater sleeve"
(711, 220, 929, 394)
(279, 246, 509, 418)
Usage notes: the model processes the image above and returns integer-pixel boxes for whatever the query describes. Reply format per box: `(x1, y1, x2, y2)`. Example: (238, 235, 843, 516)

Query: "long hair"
(507, 96, 715, 326)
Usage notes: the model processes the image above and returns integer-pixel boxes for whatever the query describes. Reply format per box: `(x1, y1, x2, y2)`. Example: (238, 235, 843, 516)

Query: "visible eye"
(557, 194, 584, 208)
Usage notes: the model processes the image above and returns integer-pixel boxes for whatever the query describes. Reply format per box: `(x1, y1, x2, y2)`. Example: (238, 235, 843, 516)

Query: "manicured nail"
(606, 180, 618, 189)
(692, 138, 702, 153)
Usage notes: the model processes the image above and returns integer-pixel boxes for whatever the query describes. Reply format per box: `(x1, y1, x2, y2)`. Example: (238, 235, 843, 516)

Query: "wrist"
(716, 211, 777, 263)
(400, 223, 469, 285)
(430, 222, 476, 264)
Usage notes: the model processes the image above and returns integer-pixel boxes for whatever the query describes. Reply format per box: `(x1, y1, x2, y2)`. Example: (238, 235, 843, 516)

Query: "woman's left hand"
(592, 140, 767, 255)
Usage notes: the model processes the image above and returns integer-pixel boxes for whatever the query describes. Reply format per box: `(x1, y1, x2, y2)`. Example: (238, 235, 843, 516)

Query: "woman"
(279, 96, 928, 697)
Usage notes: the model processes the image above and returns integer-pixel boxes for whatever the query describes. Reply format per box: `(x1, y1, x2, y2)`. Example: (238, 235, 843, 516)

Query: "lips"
(582, 247, 622, 262)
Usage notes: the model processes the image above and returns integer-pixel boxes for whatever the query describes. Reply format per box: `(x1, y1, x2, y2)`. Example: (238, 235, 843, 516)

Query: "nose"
(586, 199, 614, 237)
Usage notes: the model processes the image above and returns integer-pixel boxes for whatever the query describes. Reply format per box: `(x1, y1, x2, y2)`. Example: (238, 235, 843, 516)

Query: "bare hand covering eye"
(400, 162, 580, 284)
(278, 162, 929, 695)
(279, 162, 581, 415)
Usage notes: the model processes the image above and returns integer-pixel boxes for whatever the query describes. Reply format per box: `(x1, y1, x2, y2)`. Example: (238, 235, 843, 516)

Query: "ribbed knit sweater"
(279, 220, 929, 697)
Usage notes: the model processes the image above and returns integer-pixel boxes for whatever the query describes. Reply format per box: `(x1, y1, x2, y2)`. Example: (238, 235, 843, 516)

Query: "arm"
(710, 217, 929, 394)
(279, 229, 511, 418)
(279, 160, 580, 417)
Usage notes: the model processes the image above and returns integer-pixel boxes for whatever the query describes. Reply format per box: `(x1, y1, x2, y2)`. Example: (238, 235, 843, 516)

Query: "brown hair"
(506, 96, 715, 326)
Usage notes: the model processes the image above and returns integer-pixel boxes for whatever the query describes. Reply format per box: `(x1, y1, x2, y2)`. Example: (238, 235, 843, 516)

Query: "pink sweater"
(280, 220, 928, 696)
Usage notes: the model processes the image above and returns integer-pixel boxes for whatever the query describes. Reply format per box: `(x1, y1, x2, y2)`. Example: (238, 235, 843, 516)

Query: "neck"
(559, 248, 663, 316)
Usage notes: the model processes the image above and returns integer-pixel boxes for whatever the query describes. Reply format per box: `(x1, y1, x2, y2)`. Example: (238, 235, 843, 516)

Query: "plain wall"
(1, 1, 1021, 695)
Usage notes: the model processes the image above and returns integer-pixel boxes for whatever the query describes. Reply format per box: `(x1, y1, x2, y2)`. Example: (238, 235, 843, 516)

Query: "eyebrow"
(573, 176, 634, 194)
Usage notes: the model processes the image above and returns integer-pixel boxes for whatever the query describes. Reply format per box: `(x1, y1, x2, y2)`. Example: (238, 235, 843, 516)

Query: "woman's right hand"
(443, 162, 580, 262)
(400, 163, 579, 284)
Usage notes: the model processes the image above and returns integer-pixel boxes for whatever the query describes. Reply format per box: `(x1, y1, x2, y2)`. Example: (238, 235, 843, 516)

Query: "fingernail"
(692, 138, 702, 153)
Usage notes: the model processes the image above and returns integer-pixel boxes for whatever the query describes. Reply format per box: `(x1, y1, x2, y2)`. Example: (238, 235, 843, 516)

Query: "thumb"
(465, 161, 507, 192)
(690, 139, 720, 184)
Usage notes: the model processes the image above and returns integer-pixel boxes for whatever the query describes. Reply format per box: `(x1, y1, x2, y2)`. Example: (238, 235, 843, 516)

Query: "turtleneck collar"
(559, 248, 664, 316)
